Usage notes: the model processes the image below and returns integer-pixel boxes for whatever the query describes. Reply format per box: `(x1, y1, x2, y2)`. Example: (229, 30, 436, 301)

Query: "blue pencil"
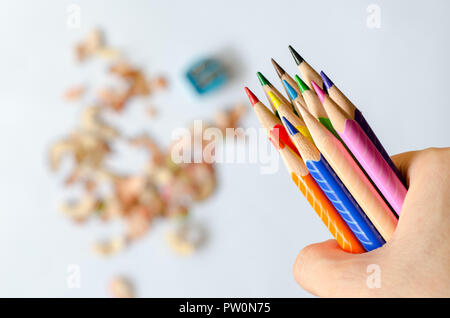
(282, 117, 385, 251)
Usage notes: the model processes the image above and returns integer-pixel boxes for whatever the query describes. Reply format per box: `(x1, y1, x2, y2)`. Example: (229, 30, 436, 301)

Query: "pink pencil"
(312, 82, 407, 216)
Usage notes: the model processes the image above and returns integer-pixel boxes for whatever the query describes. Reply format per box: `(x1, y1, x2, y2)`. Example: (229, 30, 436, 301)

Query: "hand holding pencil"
(245, 45, 450, 297)
(293, 148, 450, 297)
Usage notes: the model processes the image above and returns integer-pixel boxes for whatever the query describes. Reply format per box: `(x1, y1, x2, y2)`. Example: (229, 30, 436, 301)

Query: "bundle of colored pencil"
(245, 46, 408, 253)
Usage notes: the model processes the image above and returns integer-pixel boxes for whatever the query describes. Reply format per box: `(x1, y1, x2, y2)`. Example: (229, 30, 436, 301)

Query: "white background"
(0, 0, 448, 297)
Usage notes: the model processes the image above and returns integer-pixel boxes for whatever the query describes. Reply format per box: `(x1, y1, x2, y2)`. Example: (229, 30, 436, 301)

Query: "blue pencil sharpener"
(185, 58, 228, 95)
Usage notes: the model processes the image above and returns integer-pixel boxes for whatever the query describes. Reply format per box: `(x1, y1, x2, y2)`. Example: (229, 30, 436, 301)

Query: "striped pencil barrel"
(245, 87, 364, 253)
(290, 168, 364, 253)
(313, 84, 407, 216)
(282, 117, 385, 251)
(297, 104, 398, 241)
(320, 71, 407, 187)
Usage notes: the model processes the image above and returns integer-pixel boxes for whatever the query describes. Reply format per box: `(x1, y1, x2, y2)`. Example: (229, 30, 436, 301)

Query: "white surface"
(0, 0, 449, 297)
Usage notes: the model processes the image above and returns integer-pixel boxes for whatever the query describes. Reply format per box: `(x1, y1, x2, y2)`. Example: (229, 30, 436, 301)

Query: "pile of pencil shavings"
(50, 29, 246, 257)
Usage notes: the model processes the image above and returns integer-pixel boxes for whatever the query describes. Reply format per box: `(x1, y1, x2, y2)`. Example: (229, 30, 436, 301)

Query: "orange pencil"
(245, 87, 364, 253)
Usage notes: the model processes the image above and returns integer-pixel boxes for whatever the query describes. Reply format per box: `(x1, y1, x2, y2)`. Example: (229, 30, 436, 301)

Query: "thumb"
(293, 239, 372, 297)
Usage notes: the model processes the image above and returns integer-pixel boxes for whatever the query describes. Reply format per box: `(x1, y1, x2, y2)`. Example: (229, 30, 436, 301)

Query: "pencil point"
(268, 91, 283, 110)
(294, 75, 309, 93)
(271, 58, 286, 78)
(320, 71, 334, 91)
(311, 81, 325, 103)
(283, 80, 298, 100)
(256, 72, 271, 86)
(244, 87, 259, 106)
(288, 45, 304, 65)
(282, 117, 298, 136)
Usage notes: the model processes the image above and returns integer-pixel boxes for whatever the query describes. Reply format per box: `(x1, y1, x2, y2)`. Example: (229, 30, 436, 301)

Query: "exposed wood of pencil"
(298, 61, 323, 89)
(297, 105, 398, 241)
(271, 58, 304, 103)
(321, 94, 350, 133)
(262, 83, 291, 111)
(274, 136, 309, 177)
(253, 100, 282, 133)
(252, 99, 300, 157)
(289, 130, 321, 162)
(327, 85, 357, 119)
(268, 92, 314, 144)
(302, 89, 328, 119)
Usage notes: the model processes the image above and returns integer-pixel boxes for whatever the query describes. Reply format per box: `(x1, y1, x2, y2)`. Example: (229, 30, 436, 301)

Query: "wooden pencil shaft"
(290, 132, 321, 162)
(302, 90, 328, 119)
(328, 86, 357, 119)
(298, 106, 398, 241)
(298, 61, 323, 89)
(263, 84, 290, 108)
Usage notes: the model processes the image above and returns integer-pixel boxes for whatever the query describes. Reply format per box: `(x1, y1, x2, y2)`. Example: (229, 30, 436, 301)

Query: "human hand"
(292, 147, 450, 297)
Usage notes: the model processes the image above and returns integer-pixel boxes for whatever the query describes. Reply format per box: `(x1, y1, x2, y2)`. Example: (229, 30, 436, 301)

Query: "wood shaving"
(108, 276, 135, 298)
(50, 28, 247, 297)
(63, 85, 85, 101)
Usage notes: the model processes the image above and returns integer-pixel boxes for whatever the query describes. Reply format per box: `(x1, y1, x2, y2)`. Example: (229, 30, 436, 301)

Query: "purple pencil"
(320, 71, 407, 187)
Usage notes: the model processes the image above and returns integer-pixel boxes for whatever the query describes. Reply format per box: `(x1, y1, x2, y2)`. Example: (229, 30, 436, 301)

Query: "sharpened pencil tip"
(271, 58, 285, 78)
(268, 91, 283, 110)
(282, 117, 299, 136)
(320, 71, 334, 90)
(283, 80, 298, 100)
(294, 75, 309, 93)
(311, 81, 325, 103)
(256, 72, 271, 87)
(244, 87, 259, 106)
(288, 45, 304, 65)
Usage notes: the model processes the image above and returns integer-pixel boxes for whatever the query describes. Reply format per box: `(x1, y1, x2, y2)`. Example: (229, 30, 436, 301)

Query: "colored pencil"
(313, 83, 407, 216)
(288, 45, 323, 89)
(256, 72, 291, 115)
(282, 117, 385, 251)
(267, 90, 314, 144)
(281, 78, 309, 120)
(297, 104, 398, 241)
(295, 76, 340, 139)
(271, 58, 306, 107)
(320, 71, 406, 187)
(245, 86, 299, 157)
(245, 87, 364, 253)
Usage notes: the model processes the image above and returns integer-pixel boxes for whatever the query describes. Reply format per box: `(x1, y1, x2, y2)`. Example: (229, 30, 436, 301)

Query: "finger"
(293, 239, 369, 297)
(390, 150, 420, 187)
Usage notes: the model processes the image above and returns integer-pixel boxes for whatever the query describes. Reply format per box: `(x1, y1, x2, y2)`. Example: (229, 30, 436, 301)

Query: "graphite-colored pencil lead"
(256, 72, 271, 86)
(320, 71, 334, 91)
(282, 116, 299, 136)
(288, 45, 304, 65)
(295, 75, 310, 93)
(311, 81, 325, 103)
(244, 87, 259, 106)
(283, 80, 298, 100)
(271, 58, 286, 78)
